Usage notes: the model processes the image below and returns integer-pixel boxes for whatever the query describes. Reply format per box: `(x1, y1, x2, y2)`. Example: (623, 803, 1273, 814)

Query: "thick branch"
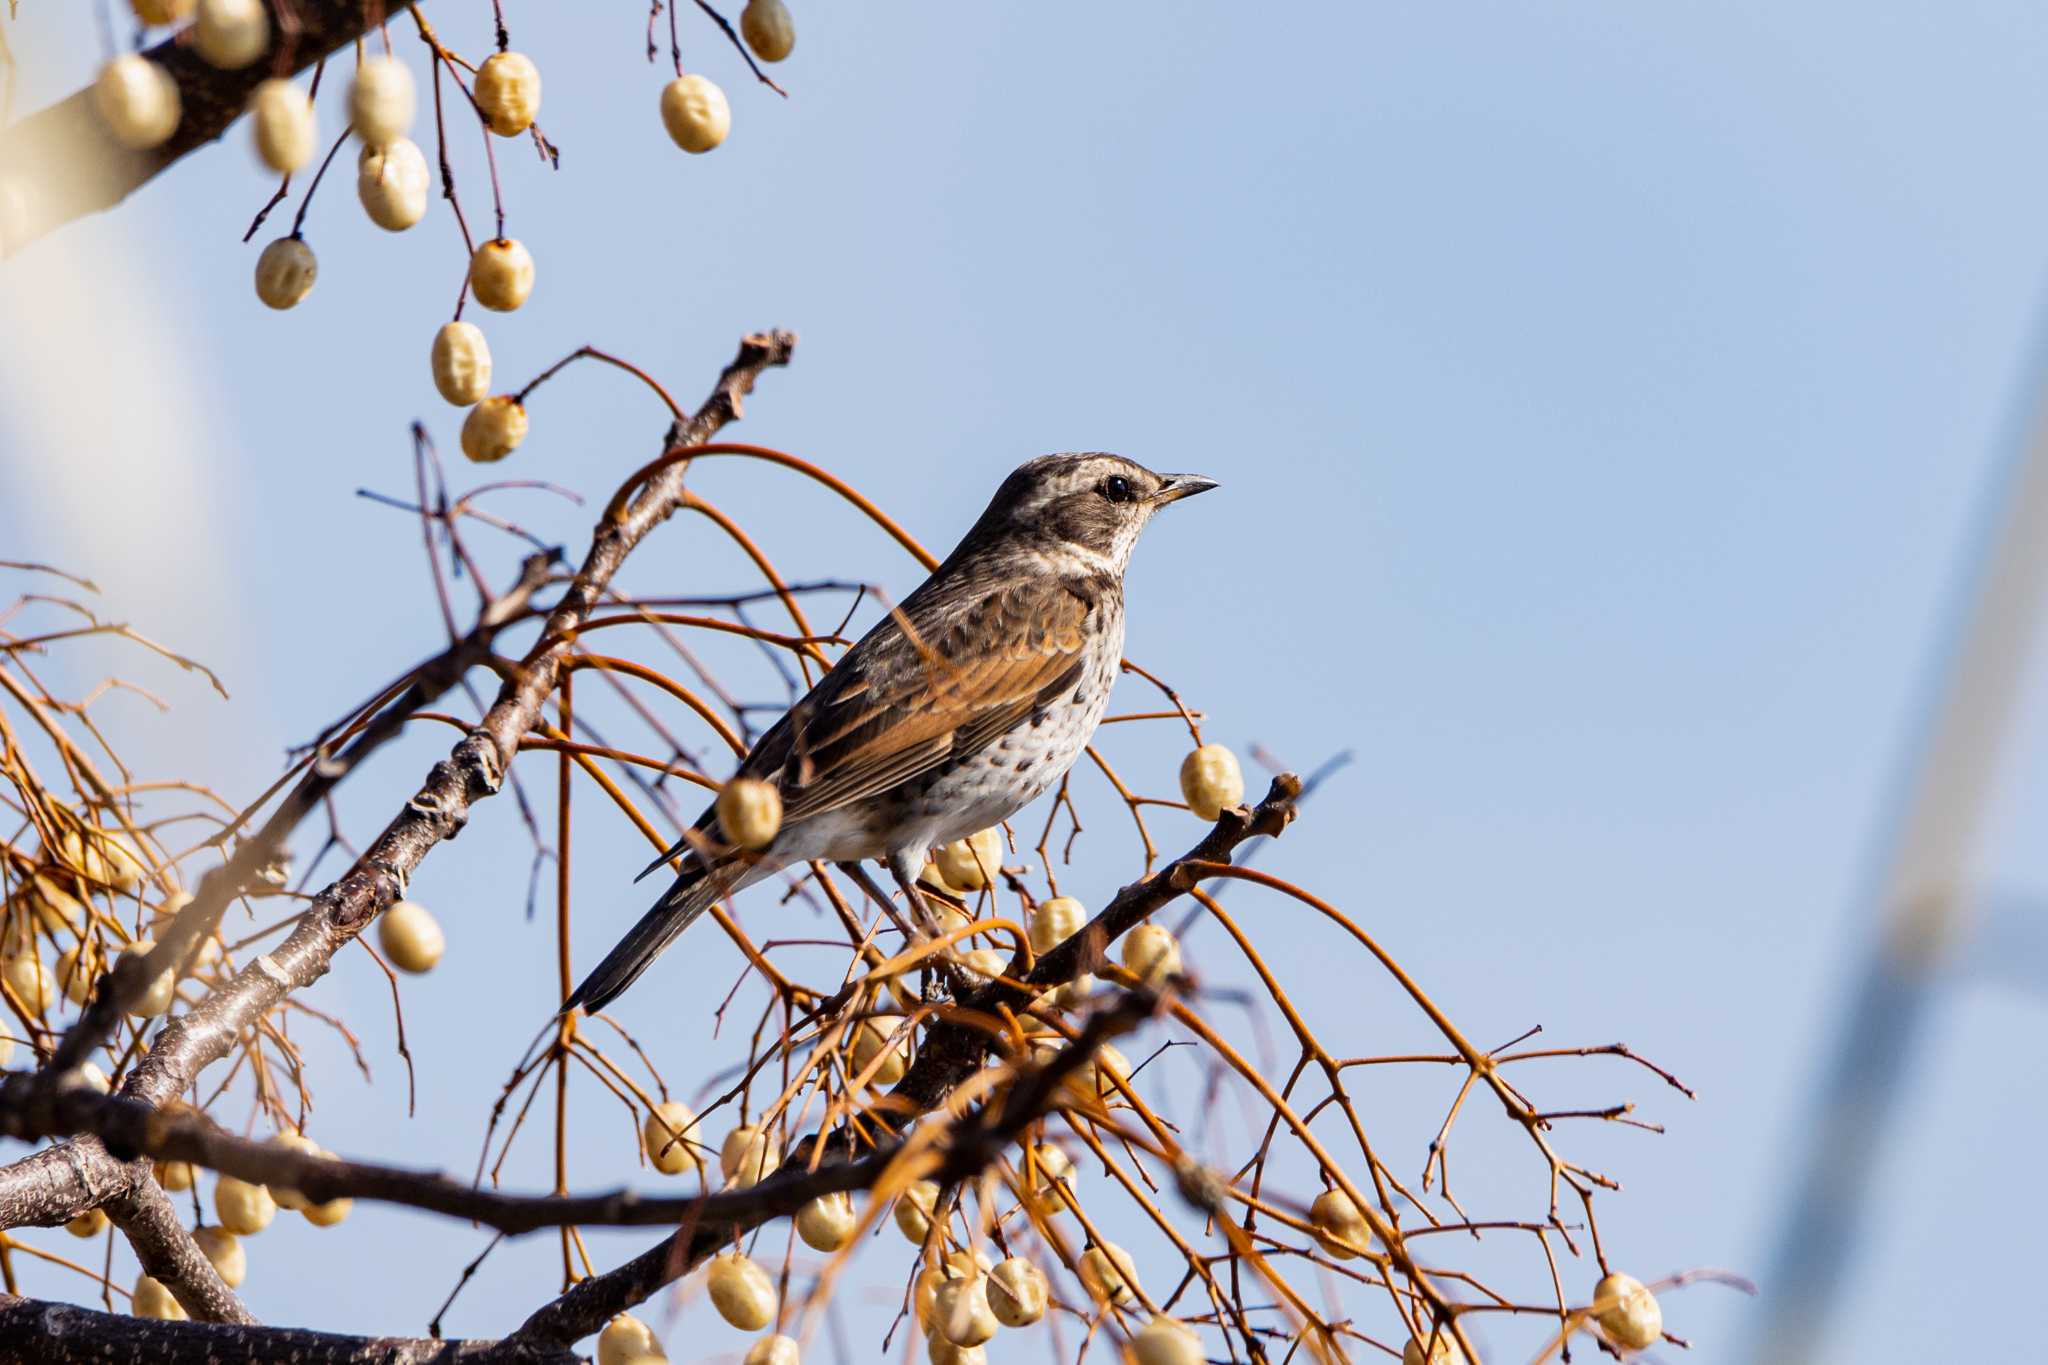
(104, 1174, 256, 1325)
(0, 333, 794, 1286)
(49, 549, 559, 1080)
(507, 989, 1158, 1351)
(2, 982, 1146, 1242)
(509, 787, 1298, 1350)
(889, 773, 1301, 1113)
(0, 3, 420, 256)
(0, 1084, 878, 1236)
(0, 1296, 570, 1365)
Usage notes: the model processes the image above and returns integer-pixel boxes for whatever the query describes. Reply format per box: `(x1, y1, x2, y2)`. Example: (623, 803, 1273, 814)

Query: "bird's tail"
(561, 860, 735, 1016)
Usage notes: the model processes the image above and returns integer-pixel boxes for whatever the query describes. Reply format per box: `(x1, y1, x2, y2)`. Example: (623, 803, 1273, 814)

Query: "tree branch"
(0, 1295, 572, 1365)
(0, 2, 421, 256)
(887, 773, 1301, 1114)
(0, 986, 1151, 1236)
(504, 784, 1298, 1350)
(506, 988, 1159, 1351)
(48, 549, 561, 1083)
(0, 331, 795, 1313)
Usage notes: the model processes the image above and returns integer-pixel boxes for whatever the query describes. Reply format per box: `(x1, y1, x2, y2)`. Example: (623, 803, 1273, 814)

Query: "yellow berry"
(132, 1272, 187, 1320)
(267, 1130, 321, 1211)
(27, 874, 85, 934)
(1402, 1333, 1466, 1365)
(850, 1014, 908, 1085)
(254, 237, 317, 309)
(744, 1336, 799, 1365)
(716, 778, 783, 850)
(706, 1251, 777, 1331)
(469, 237, 534, 311)
(893, 1179, 940, 1244)
(934, 829, 1002, 891)
(130, 0, 195, 22)
(958, 946, 1008, 983)
(431, 322, 493, 406)
(194, 0, 268, 69)
(1178, 744, 1244, 821)
(89, 830, 149, 892)
(719, 1124, 781, 1188)
(65, 1207, 108, 1238)
(660, 75, 730, 153)
(643, 1101, 701, 1174)
(1024, 1142, 1072, 1198)
(55, 944, 102, 1006)
(155, 1159, 196, 1192)
(796, 1190, 855, 1252)
(1078, 1242, 1139, 1306)
(1309, 1187, 1370, 1260)
(1088, 1042, 1131, 1103)
(986, 1257, 1047, 1327)
(1027, 896, 1084, 953)
(476, 52, 542, 137)
(1131, 1317, 1204, 1365)
(933, 1274, 997, 1347)
(249, 78, 316, 173)
(1054, 971, 1094, 1008)
(377, 899, 444, 973)
(350, 55, 415, 146)
(120, 939, 177, 1017)
(71, 1062, 113, 1094)
(740, 0, 796, 62)
(302, 1184, 351, 1227)
(357, 137, 430, 231)
(191, 1225, 245, 1287)
(214, 1175, 275, 1235)
(94, 56, 181, 151)
(460, 396, 529, 464)
(1120, 923, 1181, 988)
(1593, 1272, 1663, 1350)
(4, 953, 56, 1015)
(926, 1339, 986, 1365)
(597, 1313, 665, 1365)
(914, 1250, 991, 1332)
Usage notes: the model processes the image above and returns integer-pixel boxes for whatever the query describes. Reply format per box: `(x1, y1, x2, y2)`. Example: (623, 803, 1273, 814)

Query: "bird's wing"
(745, 570, 1104, 827)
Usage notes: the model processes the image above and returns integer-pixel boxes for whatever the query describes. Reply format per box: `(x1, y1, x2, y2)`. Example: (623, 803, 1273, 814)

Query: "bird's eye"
(1098, 475, 1134, 503)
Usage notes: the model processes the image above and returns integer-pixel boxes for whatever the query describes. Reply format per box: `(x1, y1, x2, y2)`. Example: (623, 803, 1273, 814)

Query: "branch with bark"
(0, 2, 421, 256)
(0, 988, 1158, 1363)
(0, 1294, 568, 1365)
(499, 781, 1302, 1353)
(0, 330, 795, 1324)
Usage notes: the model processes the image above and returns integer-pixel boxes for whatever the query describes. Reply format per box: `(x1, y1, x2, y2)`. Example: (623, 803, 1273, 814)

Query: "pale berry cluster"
(94, 0, 802, 468)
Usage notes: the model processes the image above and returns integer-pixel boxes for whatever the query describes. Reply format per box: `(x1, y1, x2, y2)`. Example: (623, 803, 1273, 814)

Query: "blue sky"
(5, 3, 2048, 1361)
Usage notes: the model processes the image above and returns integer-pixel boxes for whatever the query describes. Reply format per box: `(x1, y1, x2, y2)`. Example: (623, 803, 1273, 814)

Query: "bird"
(563, 452, 1217, 1015)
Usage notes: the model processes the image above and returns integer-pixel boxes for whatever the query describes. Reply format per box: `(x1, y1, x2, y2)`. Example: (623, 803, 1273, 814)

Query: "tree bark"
(0, 1295, 571, 1364)
(0, 330, 795, 1320)
(0, 2, 421, 256)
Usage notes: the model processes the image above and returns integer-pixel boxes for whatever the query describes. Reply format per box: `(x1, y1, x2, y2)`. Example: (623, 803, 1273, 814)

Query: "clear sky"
(5, 3, 2048, 1362)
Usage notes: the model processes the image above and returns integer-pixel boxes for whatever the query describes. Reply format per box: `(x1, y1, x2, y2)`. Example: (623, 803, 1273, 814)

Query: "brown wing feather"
(740, 568, 1099, 826)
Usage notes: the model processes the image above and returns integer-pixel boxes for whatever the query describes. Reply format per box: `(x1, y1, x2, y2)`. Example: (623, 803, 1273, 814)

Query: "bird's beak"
(1152, 473, 1219, 506)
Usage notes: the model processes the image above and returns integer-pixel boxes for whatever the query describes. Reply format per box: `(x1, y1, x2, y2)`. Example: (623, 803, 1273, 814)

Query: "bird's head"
(970, 452, 1218, 574)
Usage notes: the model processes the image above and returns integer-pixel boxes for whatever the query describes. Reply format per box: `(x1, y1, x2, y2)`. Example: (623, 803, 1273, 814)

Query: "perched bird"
(563, 453, 1216, 1015)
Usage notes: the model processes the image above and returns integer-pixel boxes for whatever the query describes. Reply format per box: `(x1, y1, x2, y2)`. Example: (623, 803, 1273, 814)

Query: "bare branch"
(0, 332, 796, 1309)
(0, 1294, 571, 1364)
(506, 988, 1160, 1351)
(888, 774, 1300, 1114)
